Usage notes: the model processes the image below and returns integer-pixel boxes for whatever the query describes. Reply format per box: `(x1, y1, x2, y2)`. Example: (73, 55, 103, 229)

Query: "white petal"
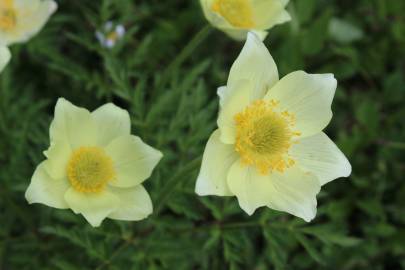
(92, 103, 131, 147)
(108, 185, 153, 221)
(251, 0, 291, 29)
(217, 80, 251, 144)
(250, 30, 268, 41)
(0, 47, 11, 72)
(227, 161, 320, 221)
(222, 28, 250, 41)
(264, 71, 337, 138)
(105, 135, 163, 188)
(9, 0, 57, 45)
(50, 98, 97, 149)
(195, 130, 239, 196)
(25, 161, 70, 209)
(227, 32, 279, 101)
(217, 86, 229, 108)
(43, 140, 72, 179)
(64, 188, 119, 227)
(200, 0, 234, 30)
(290, 132, 351, 185)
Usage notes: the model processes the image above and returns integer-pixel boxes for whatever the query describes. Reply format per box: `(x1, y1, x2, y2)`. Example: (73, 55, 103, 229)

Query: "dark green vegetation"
(1, 0, 404, 269)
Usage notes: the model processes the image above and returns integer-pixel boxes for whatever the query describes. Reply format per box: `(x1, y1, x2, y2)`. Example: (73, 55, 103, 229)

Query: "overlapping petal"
(92, 103, 131, 147)
(251, 0, 291, 30)
(217, 79, 251, 144)
(227, 161, 320, 221)
(25, 161, 70, 209)
(195, 130, 239, 196)
(64, 188, 119, 227)
(49, 98, 97, 149)
(264, 71, 337, 138)
(291, 132, 352, 185)
(105, 135, 163, 188)
(108, 185, 153, 221)
(227, 32, 279, 102)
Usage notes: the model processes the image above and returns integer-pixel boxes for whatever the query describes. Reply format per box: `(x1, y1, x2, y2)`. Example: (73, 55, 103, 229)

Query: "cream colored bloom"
(95, 21, 126, 49)
(0, 0, 57, 46)
(25, 98, 163, 227)
(200, 0, 291, 40)
(195, 33, 351, 221)
(0, 46, 10, 71)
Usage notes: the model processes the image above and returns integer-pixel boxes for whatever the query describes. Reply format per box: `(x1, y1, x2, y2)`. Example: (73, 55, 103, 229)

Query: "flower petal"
(227, 161, 320, 221)
(217, 79, 251, 144)
(264, 71, 337, 138)
(8, 0, 57, 45)
(25, 161, 70, 209)
(105, 135, 163, 188)
(195, 130, 239, 196)
(290, 132, 351, 185)
(43, 140, 72, 179)
(64, 188, 119, 227)
(0, 47, 11, 72)
(50, 98, 97, 149)
(200, 0, 233, 30)
(108, 185, 153, 221)
(227, 32, 279, 101)
(251, 0, 291, 30)
(92, 103, 131, 147)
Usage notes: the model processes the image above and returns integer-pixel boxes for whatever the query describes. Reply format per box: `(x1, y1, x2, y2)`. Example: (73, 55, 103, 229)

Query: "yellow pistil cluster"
(211, 0, 255, 28)
(67, 147, 115, 193)
(234, 100, 301, 174)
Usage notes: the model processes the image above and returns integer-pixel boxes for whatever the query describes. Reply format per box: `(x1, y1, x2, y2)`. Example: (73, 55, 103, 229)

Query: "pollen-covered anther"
(234, 100, 300, 175)
(67, 147, 116, 193)
(211, 0, 255, 28)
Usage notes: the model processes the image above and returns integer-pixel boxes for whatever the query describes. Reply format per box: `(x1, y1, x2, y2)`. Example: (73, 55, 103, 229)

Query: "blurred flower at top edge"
(96, 21, 126, 49)
(0, 0, 57, 46)
(199, 0, 291, 41)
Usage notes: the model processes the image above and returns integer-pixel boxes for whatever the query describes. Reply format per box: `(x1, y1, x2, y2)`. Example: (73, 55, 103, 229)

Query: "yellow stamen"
(211, 0, 255, 28)
(67, 147, 115, 193)
(106, 31, 118, 42)
(0, 0, 16, 31)
(234, 100, 300, 175)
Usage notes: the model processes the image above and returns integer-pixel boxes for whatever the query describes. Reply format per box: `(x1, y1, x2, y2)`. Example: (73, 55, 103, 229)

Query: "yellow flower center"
(234, 100, 301, 174)
(211, 0, 255, 28)
(0, 0, 16, 31)
(106, 31, 118, 42)
(67, 147, 115, 193)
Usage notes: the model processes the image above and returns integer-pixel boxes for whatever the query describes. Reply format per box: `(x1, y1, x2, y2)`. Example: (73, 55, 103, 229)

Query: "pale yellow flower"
(200, 0, 291, 40)
(0, 0, 57, 46)
(0, 45, 10, 71)
(195, 33, 351, 221)
(25, 98, 163, 227)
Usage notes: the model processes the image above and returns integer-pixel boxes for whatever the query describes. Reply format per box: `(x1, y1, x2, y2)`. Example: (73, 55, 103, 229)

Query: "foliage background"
(1, 0, 405, 269)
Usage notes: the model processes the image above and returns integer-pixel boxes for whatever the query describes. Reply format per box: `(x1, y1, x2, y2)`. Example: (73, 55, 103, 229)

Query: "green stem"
(157, 25, 212, 90)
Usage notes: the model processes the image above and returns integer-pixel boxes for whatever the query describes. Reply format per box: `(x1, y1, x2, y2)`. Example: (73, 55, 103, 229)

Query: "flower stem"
(157, 24, 212, 90)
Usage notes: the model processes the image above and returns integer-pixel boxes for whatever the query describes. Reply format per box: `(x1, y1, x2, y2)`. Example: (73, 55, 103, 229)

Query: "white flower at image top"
(195, 32, 351, 222)
(0, 0, 57, 46)
(0, 46, 10, 72)
(25, 99, 163, 227)
(96, 21, 126, 49)
(200, 0, 291, 40)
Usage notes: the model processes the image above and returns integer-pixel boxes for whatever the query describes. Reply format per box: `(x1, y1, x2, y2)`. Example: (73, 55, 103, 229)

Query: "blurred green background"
(1, 0, 405, 269)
